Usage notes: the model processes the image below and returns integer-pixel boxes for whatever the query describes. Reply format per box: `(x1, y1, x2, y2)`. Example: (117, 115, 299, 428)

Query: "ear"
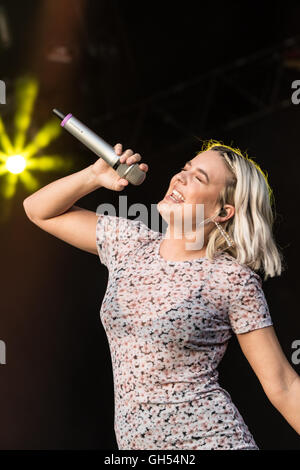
(218, 204, 235, 222)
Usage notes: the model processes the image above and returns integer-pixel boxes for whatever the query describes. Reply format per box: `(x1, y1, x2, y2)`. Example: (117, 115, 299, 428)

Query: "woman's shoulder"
(213, 250, 262, 285)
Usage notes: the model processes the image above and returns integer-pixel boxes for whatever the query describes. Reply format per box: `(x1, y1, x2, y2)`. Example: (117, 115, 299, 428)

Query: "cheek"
(188, 186, 206, 203)
(186, 188, 214, 212)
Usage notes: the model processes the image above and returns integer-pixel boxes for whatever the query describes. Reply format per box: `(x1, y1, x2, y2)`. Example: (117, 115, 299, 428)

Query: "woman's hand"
(91, 143, 148, 191)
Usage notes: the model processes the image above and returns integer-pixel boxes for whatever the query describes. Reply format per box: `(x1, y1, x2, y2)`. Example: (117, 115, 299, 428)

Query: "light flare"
(0, 75, 74, 207)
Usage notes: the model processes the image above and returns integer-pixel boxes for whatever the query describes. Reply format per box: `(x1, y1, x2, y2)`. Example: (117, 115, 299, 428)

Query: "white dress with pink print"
(96, 213, 273, 450)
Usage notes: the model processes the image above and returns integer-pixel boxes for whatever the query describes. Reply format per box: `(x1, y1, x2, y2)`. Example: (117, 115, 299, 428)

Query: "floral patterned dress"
(96, 214, 273, 450)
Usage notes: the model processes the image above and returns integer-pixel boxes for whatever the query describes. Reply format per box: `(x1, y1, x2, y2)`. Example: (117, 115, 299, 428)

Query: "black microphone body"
(53, 108, 145, 185)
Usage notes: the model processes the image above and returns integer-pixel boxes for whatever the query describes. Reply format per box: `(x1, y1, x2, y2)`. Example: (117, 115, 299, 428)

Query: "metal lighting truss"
(92, 35, 300, 153)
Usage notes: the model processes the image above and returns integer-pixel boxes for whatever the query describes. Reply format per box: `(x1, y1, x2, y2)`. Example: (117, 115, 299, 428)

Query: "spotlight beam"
(22, 118, 62, 159)
(0, 116, 14, 154)
(0, 74, 73, 201)
(13, 77, 39, 152)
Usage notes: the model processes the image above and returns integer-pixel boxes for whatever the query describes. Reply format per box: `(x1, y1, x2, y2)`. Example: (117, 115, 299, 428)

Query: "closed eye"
(180, 167, 202, 182)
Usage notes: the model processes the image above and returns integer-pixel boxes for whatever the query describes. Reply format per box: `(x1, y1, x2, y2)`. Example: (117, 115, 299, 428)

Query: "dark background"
(0, 0, 299, 450)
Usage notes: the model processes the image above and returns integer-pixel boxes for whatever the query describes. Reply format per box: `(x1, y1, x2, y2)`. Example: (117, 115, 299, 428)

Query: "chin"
(157, 199, 188, 225)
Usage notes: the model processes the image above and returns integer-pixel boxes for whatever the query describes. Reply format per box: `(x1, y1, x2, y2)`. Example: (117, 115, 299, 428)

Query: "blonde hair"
(198, 139, 285, 281)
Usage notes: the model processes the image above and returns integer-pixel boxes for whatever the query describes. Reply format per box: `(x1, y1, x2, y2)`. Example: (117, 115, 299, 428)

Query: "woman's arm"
(23, 164, 104, 254)
(269, 374, 300, 434)
(237, 325, 300, 434)
(23, 144, 148, 254)
(23, 164, 101, 221)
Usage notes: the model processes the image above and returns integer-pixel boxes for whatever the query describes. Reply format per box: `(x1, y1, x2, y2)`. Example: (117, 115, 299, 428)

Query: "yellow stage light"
(0, 74, 74, 206)
(5, 155, 26, 174)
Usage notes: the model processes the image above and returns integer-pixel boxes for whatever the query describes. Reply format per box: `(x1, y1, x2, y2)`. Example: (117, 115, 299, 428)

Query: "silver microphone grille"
(116, 163, 146, 186)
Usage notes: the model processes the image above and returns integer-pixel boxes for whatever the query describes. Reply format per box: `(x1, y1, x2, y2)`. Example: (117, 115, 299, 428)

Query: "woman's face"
(157, 150, 232, 228)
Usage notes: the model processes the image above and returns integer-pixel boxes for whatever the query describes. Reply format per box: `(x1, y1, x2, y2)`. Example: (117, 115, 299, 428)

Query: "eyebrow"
(185, 160, 210, 183)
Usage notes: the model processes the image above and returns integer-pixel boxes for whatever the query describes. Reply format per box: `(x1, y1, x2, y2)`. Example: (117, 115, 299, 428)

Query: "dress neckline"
(154, 234, 208, 265)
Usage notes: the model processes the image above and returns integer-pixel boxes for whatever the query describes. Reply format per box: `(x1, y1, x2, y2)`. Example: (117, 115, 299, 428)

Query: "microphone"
(52, 108, 146, 185)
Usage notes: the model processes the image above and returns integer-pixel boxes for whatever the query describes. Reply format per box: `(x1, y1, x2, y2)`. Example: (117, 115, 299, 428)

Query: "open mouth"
(165, 188, 185, 203)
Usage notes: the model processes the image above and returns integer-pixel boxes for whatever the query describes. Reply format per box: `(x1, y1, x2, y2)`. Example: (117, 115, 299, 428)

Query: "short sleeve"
(95, 213, 154, 270)
(228, 271, 273, 334)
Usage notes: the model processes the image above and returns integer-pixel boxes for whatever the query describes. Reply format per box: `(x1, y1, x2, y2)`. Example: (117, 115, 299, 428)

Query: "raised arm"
(23, 143, 148, 254)
(236, 325, 300, 435)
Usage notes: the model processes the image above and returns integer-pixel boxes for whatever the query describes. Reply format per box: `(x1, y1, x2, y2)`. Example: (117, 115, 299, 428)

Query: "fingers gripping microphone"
(52, 108, 146, 185)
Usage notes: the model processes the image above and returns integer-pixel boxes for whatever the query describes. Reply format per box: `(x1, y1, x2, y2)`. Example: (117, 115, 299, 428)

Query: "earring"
(214, 220, 235, 248)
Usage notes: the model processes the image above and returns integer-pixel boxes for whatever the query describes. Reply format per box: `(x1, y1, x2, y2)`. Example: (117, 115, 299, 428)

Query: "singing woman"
(23, 140, 300, 450)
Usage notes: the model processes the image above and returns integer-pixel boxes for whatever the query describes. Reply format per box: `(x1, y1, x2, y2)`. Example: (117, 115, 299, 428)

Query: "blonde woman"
(23, 140, 300, 450)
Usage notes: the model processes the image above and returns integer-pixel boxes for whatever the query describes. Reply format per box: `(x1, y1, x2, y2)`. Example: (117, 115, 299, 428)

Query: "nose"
(176, 169, 186, 184)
